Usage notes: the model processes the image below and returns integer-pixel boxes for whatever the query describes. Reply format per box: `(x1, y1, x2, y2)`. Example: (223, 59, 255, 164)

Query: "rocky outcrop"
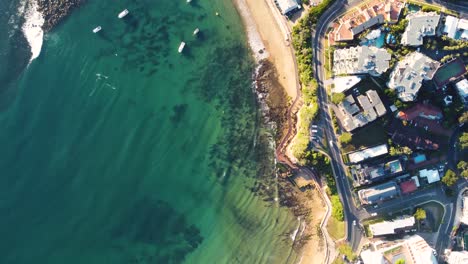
(36, 0, 85, 31)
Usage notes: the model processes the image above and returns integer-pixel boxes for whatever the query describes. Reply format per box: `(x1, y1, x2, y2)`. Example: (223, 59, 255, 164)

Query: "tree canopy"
(395, 259, 406, 264)
(414, 208, 427, 220)
(459, 111, 468, 124)
(442, 169, 459, 187)
(460, 132, 468, 149)
(458, 161, 468, 178)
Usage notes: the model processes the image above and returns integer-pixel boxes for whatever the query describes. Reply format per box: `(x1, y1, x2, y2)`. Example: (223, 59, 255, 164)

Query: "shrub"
(331, 92, 345, 104)
(331, 195, 344, 221)
(339, 133, 352, 144)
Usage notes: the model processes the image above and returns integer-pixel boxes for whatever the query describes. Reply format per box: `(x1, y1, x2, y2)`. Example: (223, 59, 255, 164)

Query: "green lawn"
(327, 216, 345, 240)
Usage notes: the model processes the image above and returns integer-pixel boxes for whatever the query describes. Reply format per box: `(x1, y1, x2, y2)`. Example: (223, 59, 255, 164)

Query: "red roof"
(400, 180, 417, 194)
(398, 103, 442, 121)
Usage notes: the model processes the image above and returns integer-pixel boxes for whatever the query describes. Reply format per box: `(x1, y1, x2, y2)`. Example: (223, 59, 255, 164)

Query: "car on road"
(373, 204, 378, 208)
(371, 213, 377, 216)
(353, 220, 356, 226)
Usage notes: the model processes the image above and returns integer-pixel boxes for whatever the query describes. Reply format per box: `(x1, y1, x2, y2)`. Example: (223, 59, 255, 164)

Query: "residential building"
(387, 52, 440, 102)
(353, 159, 403, 186)
(348, 144, 388, 163)
(400, 179, 418, 194)
(334, 90, 387, 132)
(419, 168, 440, 184)
(333, 46, 391, 76)
(397, 103, 443, 121)
(401, 11, 441, 46)
(456, 79, 468, 106)
(361, 235, 437, 264)
(369, 216, 415, 237)
(332, 76, 362, 93)
(443, 16, 468, 40)
(446, 251, 468, 264)
(328, 0, 405, 44)
(358, 181, 398, 205)
(276, 0, 301, 16)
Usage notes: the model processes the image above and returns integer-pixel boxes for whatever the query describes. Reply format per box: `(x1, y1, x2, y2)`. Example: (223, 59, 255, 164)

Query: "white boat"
(187, 0, 192, 3)
(178, 42, 186, 53)
(118, 9, 129, 19)
(193, 28, 200, 36)
(93, 26, 102, 33)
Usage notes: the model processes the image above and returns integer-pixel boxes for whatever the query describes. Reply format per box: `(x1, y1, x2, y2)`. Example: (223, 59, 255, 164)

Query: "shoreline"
(232, 0, 327, 262)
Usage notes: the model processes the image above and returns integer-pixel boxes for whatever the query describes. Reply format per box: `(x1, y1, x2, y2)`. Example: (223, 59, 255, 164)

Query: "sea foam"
(21, 0, 45, 62)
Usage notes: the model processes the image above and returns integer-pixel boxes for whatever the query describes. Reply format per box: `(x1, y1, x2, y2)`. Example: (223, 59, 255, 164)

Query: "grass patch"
(327, 216, 345, 240)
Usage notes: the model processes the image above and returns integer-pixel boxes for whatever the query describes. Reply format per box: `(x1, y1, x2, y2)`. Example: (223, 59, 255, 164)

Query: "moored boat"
(93, 26, 102, 33)
(193, 28, 199, 36)
(178, 42, 185, 53)
(118, 9, 129, 19)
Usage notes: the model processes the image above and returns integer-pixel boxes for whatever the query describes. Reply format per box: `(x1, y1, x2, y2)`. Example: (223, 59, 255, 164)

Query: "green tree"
(460, 132, 468, 149)
(389, 146, 412, 156)
(331, 92, 345, 104)
(457, 161, 468, 178)
(459, 111, 468, 123)
(395, 259, 406, 264)
(442, 169, 459, 187)
(414, 208, 427, 220)
(339, 133, 352, 144)
(338, 244, 357, 261)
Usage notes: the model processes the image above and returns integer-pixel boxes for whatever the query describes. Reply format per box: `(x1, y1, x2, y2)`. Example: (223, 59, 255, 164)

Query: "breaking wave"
(19, 0, 44, 62)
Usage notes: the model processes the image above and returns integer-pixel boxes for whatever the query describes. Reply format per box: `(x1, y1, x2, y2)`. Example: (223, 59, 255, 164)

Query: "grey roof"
(402, 12, 440, 46)
(357, 94, 373, 110)
(358, 181, 398, 204)
(333, 46, 391, 76)
(335, 90, 386, 131)
(351, 14, 385, 35)
(387, 52, 440, 102)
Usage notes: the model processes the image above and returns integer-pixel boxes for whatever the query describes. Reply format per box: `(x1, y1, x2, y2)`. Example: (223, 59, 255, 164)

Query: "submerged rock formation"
(37, 0, 85, 31)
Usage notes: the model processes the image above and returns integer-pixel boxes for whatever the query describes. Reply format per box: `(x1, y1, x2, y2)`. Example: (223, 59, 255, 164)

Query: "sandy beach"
(235, 0, 298, 99)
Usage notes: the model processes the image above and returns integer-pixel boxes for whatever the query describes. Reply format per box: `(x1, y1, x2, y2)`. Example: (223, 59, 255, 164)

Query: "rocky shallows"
(37, 0, 85, 31)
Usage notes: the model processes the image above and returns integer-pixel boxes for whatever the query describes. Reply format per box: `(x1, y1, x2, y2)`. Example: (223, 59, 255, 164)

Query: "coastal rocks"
(254, 60, 290, 143)
(36, 0, 85, 31)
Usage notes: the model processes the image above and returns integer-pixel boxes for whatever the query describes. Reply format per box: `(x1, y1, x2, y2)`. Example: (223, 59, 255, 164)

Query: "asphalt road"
(313, 0, 363, 250)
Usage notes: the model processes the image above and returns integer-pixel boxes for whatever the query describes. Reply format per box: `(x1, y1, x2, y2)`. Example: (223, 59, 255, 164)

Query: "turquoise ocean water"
(0, 0, 300, 263)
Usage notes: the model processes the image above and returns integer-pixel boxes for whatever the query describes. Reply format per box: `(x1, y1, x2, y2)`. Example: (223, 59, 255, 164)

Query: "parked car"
(371, 213, 377, 216)
(353, 220, 357, 226)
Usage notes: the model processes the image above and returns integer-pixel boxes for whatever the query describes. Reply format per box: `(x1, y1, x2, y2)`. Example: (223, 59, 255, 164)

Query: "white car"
(353, 220, 357, 226)
(371, 213, 377, 216)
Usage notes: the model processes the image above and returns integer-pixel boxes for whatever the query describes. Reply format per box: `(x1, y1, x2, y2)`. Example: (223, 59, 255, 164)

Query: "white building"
(361, 235, 437, 264)
(455, 79, 468, 105)
(461, 196, 468, 225)
(348, 144, 388, 163)
(446, 251, 468, 264)
(402, 11, 440, 46)
(443, 16, 468, 40)
(276, 0, 301, 15)
(419, 169, 440, 184)
(387, 52, 440, 102)
(369, 216, 415, 236)
(333, 46, 391, 76)
(332, 76, 362, 93)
